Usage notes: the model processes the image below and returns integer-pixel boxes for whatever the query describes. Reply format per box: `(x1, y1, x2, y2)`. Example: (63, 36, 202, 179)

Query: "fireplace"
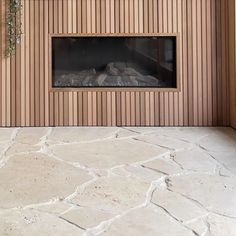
(51, 35, 177, 89)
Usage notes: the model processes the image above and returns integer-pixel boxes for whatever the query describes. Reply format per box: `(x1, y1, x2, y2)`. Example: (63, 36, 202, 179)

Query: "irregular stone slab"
(5, 142, 41, 156)
(15, 128, 49, 145)
(0, 128, 16, 143)
(136, 134, 193, 150)
(0, 153, 91, 208)
(71, 176, 150, 213)
(111, 165, 163, 182)
(151, 188, 206, 222)
(173, 148, 216, 173)
(48, 127, 118, 143)
(35, 202, 71, 215)
(185, 218, 209, 236)
(100, 206, 196, 236)
(149, 127, 214, 143)
(209, 151, 236, 175)
(50, 139, 167, 169)
(168, 173, 236, 218)
(61, 207, 115, 229)
(142, 157, 182, 175)
(0, 209, 84, 236)
(198, 128, 236, 152)
(206, 214, 236, 236)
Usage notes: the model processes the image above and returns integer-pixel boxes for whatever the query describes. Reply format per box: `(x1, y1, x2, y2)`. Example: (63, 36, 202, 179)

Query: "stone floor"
(0, 127, 235, 236)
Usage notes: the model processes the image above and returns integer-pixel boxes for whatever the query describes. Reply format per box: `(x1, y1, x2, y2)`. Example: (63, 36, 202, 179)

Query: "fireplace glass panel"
(52, 36, 177, 88)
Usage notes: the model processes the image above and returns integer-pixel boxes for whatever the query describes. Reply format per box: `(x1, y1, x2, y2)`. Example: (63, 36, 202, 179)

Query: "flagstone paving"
(0, 127, 235, 236)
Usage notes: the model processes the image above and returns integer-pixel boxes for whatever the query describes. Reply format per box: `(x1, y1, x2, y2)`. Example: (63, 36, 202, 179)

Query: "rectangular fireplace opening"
(51, 35, 177, 89)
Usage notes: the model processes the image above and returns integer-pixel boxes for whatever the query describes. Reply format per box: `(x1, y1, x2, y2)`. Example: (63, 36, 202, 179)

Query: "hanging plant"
(5, 0, 22, 57)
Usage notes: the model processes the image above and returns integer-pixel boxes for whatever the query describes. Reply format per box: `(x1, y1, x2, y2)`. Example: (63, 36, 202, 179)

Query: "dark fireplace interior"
(52, 36, 177, 88)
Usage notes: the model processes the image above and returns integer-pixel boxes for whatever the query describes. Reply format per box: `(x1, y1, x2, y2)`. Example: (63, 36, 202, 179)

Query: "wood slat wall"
(0, 0, 230, 127)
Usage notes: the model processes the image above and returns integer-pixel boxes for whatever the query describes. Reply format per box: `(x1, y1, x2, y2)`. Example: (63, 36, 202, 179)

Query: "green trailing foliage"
(5, 0, 22, 57)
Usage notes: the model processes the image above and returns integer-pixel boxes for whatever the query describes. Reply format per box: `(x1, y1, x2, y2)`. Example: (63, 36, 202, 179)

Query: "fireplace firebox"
(51, 35, 177, 89)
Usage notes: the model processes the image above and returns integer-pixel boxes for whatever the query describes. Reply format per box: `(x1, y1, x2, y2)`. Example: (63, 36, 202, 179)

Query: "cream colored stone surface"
(61, 207, 115, 229)
(0, 153, 91, 208)
(71, 176, 150, 213)
(99, 206, 196, 236)
(0, 209, 84, 236)
(151, 188, 206, 222)
(48, 127, 119, 143)
(50, 138, 167, 169)
(0, 127, 235, 236)
(168, 173, 236, 218)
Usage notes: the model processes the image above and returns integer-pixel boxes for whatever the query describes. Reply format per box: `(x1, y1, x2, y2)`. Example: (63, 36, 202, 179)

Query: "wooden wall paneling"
(0, 0, 231, 127)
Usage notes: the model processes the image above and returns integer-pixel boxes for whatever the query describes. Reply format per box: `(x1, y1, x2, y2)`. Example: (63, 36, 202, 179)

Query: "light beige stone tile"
(151, 188, 206, 222)
(185, 218, 209, 236)
(206, 214, 236, 236)
(122, 165, 164, 181)
(71, 176, 150, 213)
(168, 173, 236, 218)
(0, 128, 16, 143)
(100, 206, 196, 236)
(15, 128, 49, 145)
(142, 157, 182, 175)
(136, 133, 193, 150)
(5, 142, 41, 156)
(0, 153, 91, 208)
(198, 128, 236, 152)
(35, 202, 71, 215)
(50, 139, 167, 169)
(173, 148, 216, 173)
(0, 209, 84, 236)
(48, 127, 118, 143)
(149, 127, 214, 143)
(61, 207, 114, 229)
(209, 151, 236, 175)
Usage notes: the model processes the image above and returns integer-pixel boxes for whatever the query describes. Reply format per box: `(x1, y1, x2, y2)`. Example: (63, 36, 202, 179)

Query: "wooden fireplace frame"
(48, 33, 181, 92)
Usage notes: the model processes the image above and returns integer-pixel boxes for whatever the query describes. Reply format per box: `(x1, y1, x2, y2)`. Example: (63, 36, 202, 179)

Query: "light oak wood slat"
(126, 92, 131, 126)
(106, 92, 112, 126)
(29, 0, 35, 126)
(150, 92, 155, 126)
(196, 0, 203, 125)
(111, 92, 116, 126)
(177, 0, 183, 126)
(44, 0, 49, 126)
(105, 0, 110, 33)
(73, 92, 78, 126)
(102, 92, 107, 125)
(206, 0, 213, 125)
(92, 92, 97, 125)
(134, 0, 139, 33)
(101, 0, 106, 33)
(130, 91, 135, 125)
(201, 1, 206, 126)
(116, 92, 121, 126)
(145, 92, 150, 126)
(82, 92, 88, 126)
(97, 92, 102, 126)
(91, 0, 96, 33)
(135, 92, 140, 125)
(87, 91, 93, 125)
(20, 0, 25, 126)
(121, 92, 126, 125)
(1, 1, 4, 126)
(78, 92, 83, 126)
